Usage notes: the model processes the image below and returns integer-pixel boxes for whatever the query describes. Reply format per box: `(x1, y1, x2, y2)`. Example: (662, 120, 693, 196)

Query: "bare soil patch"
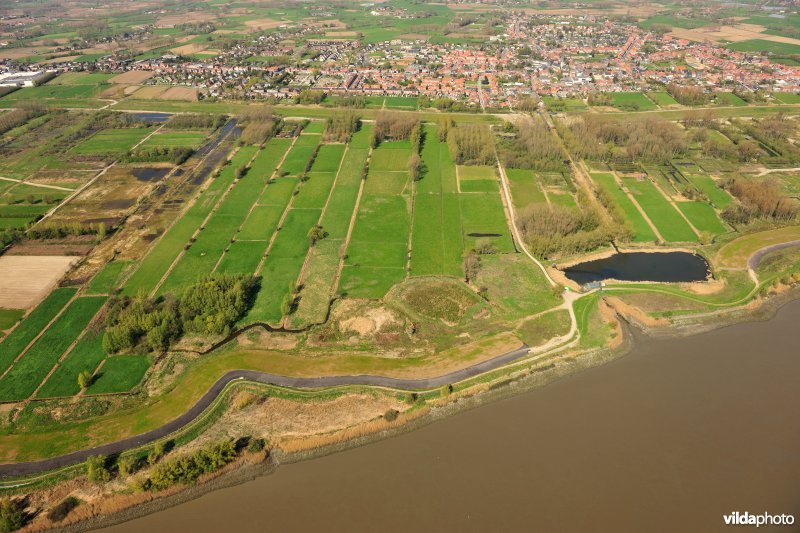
(158, 87, 199, 101)
(242, 18, 285, 31)
(130, 86, 167, 99)
(670, 24, 800, 46)
(170, 43, 208, 55)
(109, 71, 154, 85)
(156, 12, 216, 28)
(0, 255, 77, 309)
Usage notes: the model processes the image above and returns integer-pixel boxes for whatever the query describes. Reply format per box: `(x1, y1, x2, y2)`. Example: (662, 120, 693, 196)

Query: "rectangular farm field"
(0, 296, 106, 401)
(623, 178, 698, 242)
(592, 173, 655, 243)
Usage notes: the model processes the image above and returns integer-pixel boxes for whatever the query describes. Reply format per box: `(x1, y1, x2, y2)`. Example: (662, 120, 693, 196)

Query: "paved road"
(747, 239, 800, 271)
(0, 344, 531, 478)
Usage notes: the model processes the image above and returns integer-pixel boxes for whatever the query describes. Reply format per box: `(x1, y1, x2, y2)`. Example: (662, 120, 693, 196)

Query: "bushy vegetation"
(0, 499, 22, 533)
(146, 439, 238, 491)
(371, 111, 419, 145)
(166, 113, 226, 130)
(103, 273, 254, 354)
(179, 274, 255, 336)
(517, 204, 620, 258)
(499, 118, 564, 171)
(739, 114, 800, 164)
(447, 123, 495, 165)
(323, 110, 360, 143)
(587, 93, 613, 107)
(86, 455, 111, 483)
(123, 146, 193, 164)
(295, 89, 325, 105)
(667, 83, 709, 105)
(27, 221, 105, 240)
(558, 115, 686, 163)
(239, 106, 280, 145)
(722, 178, 798, 225)
(0, 101, 46, 136)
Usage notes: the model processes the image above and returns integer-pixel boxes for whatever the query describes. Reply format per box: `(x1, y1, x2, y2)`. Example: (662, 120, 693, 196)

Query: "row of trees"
(666, 83, 709, 106)
(559, 115, 687, 163)
(147, 439, 238, 491)
(323, 110, 360, 143)
(103, 273, 255, 354)
(517, 204, 623, 259)
(371, 111, 420, 146)
(27, 221, 105, 240)
(722, 178, 798, 225)
(0, 101, 46, 136)
(239, 106, 280, 146)
(123, 146, 193, 165)
(167, 113, 226, 130)
(447, 123, 495, 165)
(499, 118, 565, 172)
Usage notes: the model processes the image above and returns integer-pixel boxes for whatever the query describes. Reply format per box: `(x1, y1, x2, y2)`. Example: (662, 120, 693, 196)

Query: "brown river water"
(106, 301, 800, 533)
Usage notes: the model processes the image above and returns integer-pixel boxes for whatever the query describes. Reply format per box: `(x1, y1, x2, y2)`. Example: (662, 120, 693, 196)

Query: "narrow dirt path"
(611, 171, 665, 243)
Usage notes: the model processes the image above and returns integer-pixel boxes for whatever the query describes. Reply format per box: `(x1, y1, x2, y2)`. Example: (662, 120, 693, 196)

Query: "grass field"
(676, 201, 727, 236)
(339, 141, 413, 298)
(716, 225, 800, 269)
(411, 126, 463, 277)
(506, 168, 547, 210)
(592, 173, 656, 243)
(622, 178, 698, 242)
(715, 92, 748, 107)
(0, 296, 106, 402)
(160, 141, 293, 293)
(460, 188, 515, 252)
(71, 128, 153, 155)
(290, 127, 373, 326)
(646, 92, 679, 107)
(610, 92, 656, 111)
(278, 134, 320, 177)
(87, 355, 150, 394)
(0, 309, 23, 332)
(542, 96, 586, 112)
(727, 39, 800, 56)
(140, 131, 208, 149)
(687, 174, 732, 208)
(0, 288, 77, 375)
(37, 332, 106, 398)
(773, 93, 800, 105)
(86, 260, 130, 295)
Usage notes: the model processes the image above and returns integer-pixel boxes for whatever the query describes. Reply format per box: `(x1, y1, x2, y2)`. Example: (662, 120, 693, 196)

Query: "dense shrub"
(179, 273, 254, 336)
(148, 439, 238, 491)
(0, 101, 46, 136)
(86, 455, 111, 483)
(103, 273, 255, 354)
(667, 83, 709, 105)
(0, 499, 22, 533)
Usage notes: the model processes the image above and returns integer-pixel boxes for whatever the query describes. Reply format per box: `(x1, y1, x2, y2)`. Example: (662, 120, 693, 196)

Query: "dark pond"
(563, 251, 710, 285)
(128, 112, 172, 123)
(132, 168, 171, 182)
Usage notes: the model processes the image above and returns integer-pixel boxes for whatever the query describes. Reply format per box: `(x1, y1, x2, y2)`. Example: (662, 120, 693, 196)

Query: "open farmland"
(0, 296, 106, 402)
(71, 128, 153, 155)
(591, 172, 656, 242)
(622, 178, 699, 243)
(0, 255, 78, 309)
(410, 125, 463, 277)
(339, 140, 412, 299)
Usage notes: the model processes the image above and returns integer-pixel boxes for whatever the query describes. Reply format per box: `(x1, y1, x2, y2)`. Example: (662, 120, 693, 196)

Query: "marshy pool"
(563, 251, 710, 285)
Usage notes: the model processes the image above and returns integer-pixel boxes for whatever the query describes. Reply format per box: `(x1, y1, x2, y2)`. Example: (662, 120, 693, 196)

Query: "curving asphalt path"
(0, 345, 531, 478)
(747, 239, 800, 271)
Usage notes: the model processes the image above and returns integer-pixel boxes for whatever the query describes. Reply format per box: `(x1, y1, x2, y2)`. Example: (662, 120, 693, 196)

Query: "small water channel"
(563, 251, 710, 285)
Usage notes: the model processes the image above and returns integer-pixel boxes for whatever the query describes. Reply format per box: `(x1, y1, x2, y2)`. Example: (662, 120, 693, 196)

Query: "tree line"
(323, 110, 360, 143)
(499, 117, 565, 172)
(0, 101, 47, 136)
(371, 111, 419, 146)
(167, 113, 227, 130)
(722, 178, 798, 225)
(239, 106, 281, 146)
